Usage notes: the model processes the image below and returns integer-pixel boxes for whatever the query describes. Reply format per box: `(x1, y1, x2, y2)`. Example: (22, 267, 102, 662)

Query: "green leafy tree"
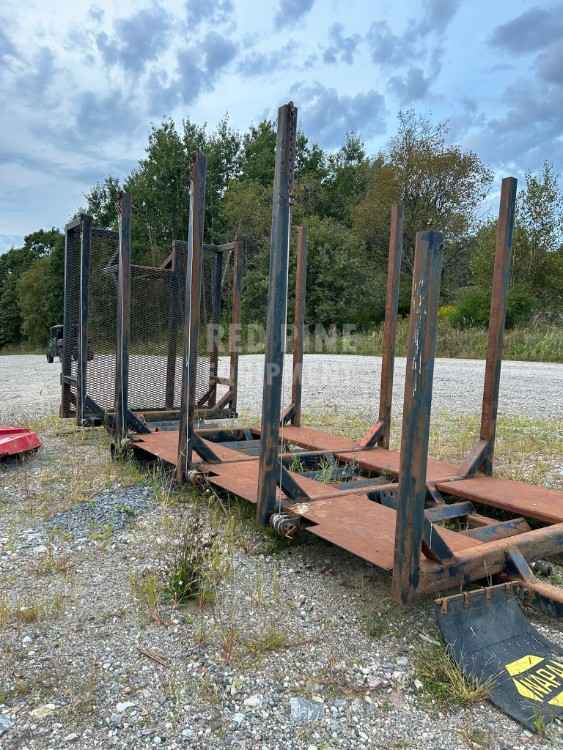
(471, 162, 563, 316)
(319, 133, 374, 226)
(205, 115, 242, 243)
(83, 176, 122, 229)
(0, 229, 63, 346)
(305, 216, 382, 328)
(239, 121, 277, 187)
(17, 257, 53, 344)
(0, 278, 22, 346)
(354, 111, 493, 283)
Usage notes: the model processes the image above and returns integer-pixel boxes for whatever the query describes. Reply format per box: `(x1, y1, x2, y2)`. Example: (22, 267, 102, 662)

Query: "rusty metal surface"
(177, 152, 207, 480)
(479, 177, 518, 475)
(133, 430, 257, 467)
(256, 101, 298, 525)
(378, 204, 403, 449)
(340, 448, 458, 483)
(131, 424, 563, 595)
(280, 425, 458, 481)
(297, 493, 481, 571)
(290, 225, 307, 427)
(392, 230, 444, 604)
(280, 425, 357, 452)
(437, 477, 563, 524)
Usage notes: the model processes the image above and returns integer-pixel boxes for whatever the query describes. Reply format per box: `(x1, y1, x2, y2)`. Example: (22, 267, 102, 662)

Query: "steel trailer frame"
(129, 101, 563, 612)
(61, 202, 241, 432)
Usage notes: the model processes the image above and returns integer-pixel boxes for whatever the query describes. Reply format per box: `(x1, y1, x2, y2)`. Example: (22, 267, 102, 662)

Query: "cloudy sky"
(1, 0, 561, 252)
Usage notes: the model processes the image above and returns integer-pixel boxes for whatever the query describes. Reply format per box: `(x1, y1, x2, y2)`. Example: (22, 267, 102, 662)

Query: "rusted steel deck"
(278, 425, 459, 482)
(131, 423, 563, 588)
(133, 430, 257, 466)
(133, 424, 459, 480)
(437, 477, 563, 524)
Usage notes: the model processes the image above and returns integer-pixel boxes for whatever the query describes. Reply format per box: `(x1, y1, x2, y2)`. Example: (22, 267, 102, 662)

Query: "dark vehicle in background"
(46, 325, 64, 363)
(46, 324, 94, 363)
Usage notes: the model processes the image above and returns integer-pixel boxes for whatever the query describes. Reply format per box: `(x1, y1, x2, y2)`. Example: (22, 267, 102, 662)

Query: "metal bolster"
(278, 465, 309, 503)
(358, 421, 384, 449)
(191, 432, 222, 464)
(424, 501, 475, 522)
(422, 519, 455, 562)
(281, 403, 295, 425)
(460, 439, 491, 478)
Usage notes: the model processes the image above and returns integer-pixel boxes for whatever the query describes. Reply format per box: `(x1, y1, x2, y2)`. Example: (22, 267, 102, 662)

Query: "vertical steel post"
(114, 193, 132, 445)
(392, 231, 443, 605)
(77, 215, 92, 425)
(177, 152, 207, 481)
(479, 177, 518, 475)
(165, 242, 183, 410)
(256, 102, 298, 526)
(291, 225, 308, 427)
(61, 222, 76, 418)
(208, 249, 224, 409)
(229, 240, 242, 415)
(378, 204, 403, 448)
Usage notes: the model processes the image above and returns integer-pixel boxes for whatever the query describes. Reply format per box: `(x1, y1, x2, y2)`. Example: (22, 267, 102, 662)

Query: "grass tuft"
(414, 643, 494, 708)
(164, 510, 230, 606)
(0, 591, 67, 627)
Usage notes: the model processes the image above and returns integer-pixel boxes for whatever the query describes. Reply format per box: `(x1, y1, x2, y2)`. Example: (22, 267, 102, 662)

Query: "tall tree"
(354, 111, 493, 281)
(83, 176, 122, 229)
(320, 133, 374, 226)
(471, 162, 563, 313)
(0, 229, 63, 346)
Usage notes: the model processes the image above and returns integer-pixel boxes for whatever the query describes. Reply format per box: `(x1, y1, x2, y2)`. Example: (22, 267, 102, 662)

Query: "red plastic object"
(0, 427, 42, 457)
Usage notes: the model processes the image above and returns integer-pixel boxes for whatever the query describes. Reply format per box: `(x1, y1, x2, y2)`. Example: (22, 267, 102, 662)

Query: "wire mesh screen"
(185, 245, 237, 413)
(63, 225, 81, 413)
(88, 250, 210, 414)
(196, 248, 216, 403)
(64, 225, 227, 420)
(85, 229, 119, 410)
(174, 242, 234, 414)
(128, 265, 186, 410)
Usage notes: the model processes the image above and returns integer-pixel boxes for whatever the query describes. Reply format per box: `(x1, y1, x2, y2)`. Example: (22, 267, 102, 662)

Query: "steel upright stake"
(291, 225, 308, 427)
(479, 177, 518, 475)
(378, 204, 403, 448)
(77, 215, 92, 425)
(114, 193, 132, 446)
(229, 240, 242, 415)
(208, 249, 224, 409)
(256, 101, 298, 526)
(165, 241, 185, 410)
(392, 230, 443, 605)
(177, 152, 207, 481)
(61, 221, 78, 418)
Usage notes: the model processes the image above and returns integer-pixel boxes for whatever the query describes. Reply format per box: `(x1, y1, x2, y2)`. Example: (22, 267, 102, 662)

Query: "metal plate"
(436, 584, 563, 731)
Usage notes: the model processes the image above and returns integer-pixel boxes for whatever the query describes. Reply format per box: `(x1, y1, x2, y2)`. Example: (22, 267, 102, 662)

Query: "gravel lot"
(1, 353, 563, 422)
(2, 430, 562, 750)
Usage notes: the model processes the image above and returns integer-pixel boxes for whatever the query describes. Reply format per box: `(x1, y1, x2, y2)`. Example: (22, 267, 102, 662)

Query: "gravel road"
(1, 353, 562, 422)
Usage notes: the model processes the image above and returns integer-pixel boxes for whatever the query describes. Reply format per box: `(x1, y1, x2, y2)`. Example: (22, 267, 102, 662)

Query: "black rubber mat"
(436, 584, 563, 731)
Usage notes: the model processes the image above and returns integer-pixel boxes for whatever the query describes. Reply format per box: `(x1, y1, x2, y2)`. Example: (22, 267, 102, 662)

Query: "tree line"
(1, 110, 562, 348)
